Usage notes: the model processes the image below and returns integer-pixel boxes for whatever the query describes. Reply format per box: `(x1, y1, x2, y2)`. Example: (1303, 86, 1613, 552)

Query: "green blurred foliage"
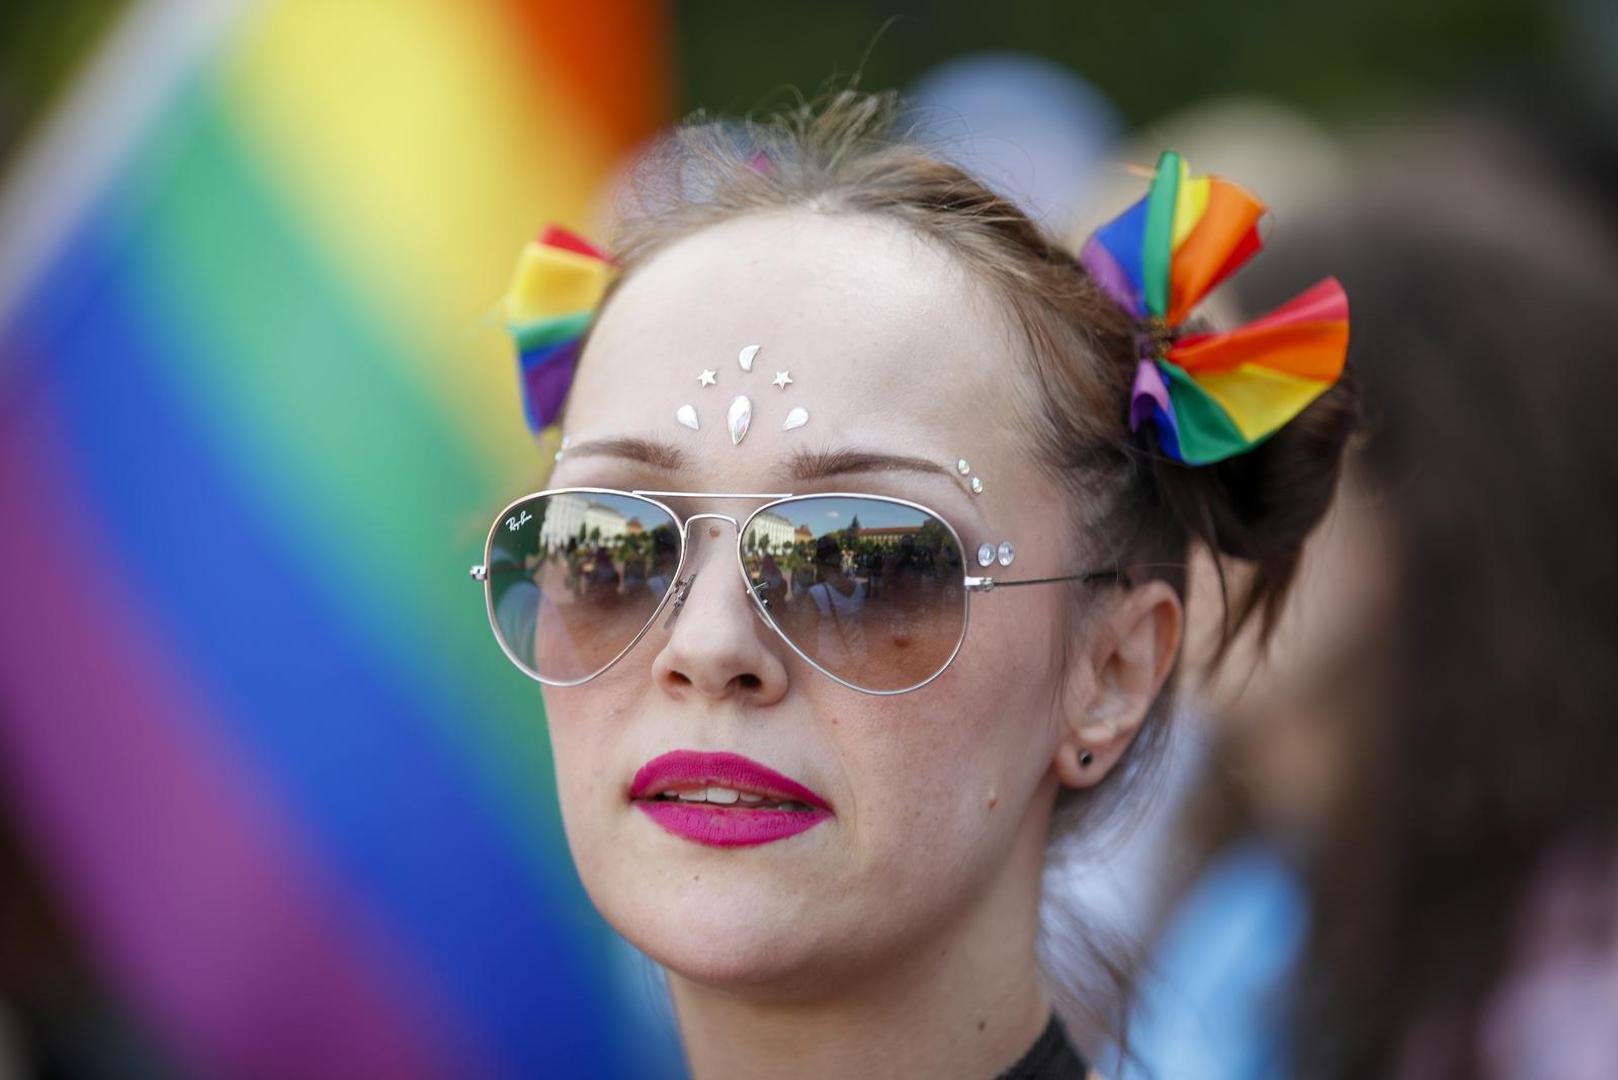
(0, 0, 1565, 173)
(0, 0, 127, 172)
(673, 0, 1557, 122)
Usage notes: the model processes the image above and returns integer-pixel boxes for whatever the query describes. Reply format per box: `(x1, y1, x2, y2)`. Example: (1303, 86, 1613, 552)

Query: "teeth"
(653, 787, 812, 810)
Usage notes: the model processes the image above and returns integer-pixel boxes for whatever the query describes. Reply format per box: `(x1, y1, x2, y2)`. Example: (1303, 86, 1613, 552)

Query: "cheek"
(536, 684, 634, 864)
(838, 602, 1064, 871)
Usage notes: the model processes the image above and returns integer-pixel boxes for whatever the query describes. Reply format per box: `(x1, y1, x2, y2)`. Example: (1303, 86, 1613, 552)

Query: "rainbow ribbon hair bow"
(500, 223, 616, 433)
(1079, 150, 1350, 465)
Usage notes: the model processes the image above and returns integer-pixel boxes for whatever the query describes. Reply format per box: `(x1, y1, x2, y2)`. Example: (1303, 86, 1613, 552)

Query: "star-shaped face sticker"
(697, 369, 717, 387)
(771, 370, 793, 390)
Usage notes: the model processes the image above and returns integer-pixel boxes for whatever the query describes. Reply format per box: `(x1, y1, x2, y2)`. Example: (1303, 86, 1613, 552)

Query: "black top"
(995, 1013, 1090, 1079)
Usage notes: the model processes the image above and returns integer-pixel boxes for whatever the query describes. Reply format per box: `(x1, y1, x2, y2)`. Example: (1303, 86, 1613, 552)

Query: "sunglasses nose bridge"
(677, 512, 755, 591)
(680, 511, 742, 536)
(666, 512, 774, 625)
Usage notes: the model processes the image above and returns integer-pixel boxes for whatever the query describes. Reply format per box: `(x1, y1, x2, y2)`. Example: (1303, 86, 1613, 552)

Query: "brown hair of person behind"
(1238, 202, 1618, 1078)
(580, 85, 1357, 1037)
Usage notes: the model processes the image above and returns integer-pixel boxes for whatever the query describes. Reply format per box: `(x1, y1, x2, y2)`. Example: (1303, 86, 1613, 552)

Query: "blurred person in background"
(1110, 132, 1618, 1077)
(1286, 174, 1618, 1080)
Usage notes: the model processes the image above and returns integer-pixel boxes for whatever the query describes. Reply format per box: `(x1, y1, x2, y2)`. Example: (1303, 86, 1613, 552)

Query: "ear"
(1054, 580, 1183, 788)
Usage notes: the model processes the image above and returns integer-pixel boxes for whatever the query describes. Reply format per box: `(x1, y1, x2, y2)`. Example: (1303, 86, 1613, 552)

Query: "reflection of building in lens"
(855, 525, 923, 548)
(794, 524, 814, 544)
(747, 510, 797, 552)
(539, 493, 634, 550)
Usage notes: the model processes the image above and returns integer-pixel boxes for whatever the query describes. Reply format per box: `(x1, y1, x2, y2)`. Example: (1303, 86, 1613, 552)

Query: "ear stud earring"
(1078, 750, 1095, 768)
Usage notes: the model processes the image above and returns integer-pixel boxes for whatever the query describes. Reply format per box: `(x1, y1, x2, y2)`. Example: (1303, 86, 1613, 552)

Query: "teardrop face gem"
(738, 344, 760, 372)
(997, 541, 1015, 567)
(676, 404, 700, 431)
(727, 395, 752, 445)
(782, 406, 809, 431)
(970, 476, 983, 494)
(976, 543, 995, 567)
(956, 458, 970, 475)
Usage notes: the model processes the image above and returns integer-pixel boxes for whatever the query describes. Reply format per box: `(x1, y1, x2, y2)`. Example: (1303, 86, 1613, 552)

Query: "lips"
(629, 749, 833, 848)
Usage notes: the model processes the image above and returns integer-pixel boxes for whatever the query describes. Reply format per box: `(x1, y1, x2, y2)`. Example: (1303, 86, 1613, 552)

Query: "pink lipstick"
(630, 749, 833, 848)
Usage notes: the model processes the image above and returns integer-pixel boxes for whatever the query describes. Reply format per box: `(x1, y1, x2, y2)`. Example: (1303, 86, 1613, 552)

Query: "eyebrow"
(563, 436, 956, 483)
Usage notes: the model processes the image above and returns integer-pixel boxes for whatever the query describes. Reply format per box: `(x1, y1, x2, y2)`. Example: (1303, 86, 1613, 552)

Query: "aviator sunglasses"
(470, 487, 1122, 695)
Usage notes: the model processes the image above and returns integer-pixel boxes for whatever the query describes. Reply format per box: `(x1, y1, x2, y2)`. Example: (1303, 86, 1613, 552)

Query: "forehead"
(559, 209, 1030, 489)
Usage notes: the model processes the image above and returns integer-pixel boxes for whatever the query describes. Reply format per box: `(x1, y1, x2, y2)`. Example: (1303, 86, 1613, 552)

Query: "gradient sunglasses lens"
(741, 496, 968, 692)
(484, 491, 682, 684)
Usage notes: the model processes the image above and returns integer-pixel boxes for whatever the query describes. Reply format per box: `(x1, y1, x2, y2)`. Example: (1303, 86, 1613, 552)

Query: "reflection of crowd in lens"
(742, 514, 965, 662)
(542, 524, 679, 606)
(745, 519, 956, 600)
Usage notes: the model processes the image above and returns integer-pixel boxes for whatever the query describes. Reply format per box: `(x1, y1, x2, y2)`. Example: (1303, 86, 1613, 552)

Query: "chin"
(593, 865, 856, 994)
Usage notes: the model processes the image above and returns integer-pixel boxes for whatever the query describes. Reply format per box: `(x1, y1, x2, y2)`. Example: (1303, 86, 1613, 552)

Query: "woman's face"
(543, 210, 1090, 991)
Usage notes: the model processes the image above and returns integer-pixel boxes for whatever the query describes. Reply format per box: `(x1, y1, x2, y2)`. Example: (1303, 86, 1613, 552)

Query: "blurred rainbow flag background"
(0, 1, 680, 1076)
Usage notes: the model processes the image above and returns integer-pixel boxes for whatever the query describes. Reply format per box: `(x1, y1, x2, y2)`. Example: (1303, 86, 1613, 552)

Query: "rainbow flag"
(0, 2, 678, 1077)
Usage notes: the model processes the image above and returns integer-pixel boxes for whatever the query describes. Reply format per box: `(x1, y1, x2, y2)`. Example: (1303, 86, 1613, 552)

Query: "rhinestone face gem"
(976, 543, 995, 567)
(738, 344, 760, 372)
(697, 368, 717, 387)
(782, 406, 809, 431)
(956, 458, 970, 475)
(970, 476, 983, 494)
(676, 404, 699, 430)
(997, 541, 1015, 567)
(727, 394, 752, 445)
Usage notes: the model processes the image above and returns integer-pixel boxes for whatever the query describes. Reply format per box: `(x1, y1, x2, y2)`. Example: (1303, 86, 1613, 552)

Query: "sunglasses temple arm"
(966, 569, 1123, 591)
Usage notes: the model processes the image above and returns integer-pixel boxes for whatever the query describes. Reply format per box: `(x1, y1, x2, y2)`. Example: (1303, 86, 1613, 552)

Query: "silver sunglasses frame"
(470, 486, 1119, 696)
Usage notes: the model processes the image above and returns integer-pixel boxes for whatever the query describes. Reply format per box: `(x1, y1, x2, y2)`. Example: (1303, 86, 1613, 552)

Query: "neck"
(667, 776, 1060, 1079)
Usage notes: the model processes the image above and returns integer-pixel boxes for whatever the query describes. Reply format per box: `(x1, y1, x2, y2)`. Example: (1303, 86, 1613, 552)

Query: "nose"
(650, 516, 790, 705)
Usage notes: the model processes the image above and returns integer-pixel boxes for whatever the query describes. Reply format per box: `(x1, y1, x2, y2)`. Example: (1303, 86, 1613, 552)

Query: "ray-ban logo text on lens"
(505, 510, 532, 532)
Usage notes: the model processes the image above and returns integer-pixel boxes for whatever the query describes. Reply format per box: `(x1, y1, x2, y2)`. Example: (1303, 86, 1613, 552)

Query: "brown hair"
(583, 85, 1357, 1038)
(1243, 199, 1618, 1079)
